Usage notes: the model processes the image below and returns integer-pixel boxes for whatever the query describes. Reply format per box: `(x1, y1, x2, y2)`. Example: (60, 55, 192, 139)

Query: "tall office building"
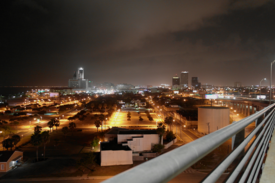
(192, 77, 201, 89)
(78, 67, 84, 79)
(172, 75, 180, 86)
(180, 71, 188, 88)
(234, 82, 242, 88)
(68, 67, 88, 89)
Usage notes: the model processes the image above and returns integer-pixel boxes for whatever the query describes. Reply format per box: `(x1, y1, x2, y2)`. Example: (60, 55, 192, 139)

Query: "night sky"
(1, 0, 275, 86)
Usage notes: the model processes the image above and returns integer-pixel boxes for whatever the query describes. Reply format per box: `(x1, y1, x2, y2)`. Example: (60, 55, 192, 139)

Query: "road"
(0, 172, 228, 183)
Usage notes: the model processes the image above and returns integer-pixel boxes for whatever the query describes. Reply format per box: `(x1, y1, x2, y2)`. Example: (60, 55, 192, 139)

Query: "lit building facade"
(180, 71, 188, 88)
(172, 75, 180, 86)
(68, 67, 88, 89)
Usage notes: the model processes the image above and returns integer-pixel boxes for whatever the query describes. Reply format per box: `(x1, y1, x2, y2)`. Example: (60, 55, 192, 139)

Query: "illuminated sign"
(205, 94, 218, 99)
(257, 95, 266, 99)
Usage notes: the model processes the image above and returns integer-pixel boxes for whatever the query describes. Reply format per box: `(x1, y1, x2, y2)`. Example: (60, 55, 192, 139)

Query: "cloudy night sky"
(1, 0, 275, 86)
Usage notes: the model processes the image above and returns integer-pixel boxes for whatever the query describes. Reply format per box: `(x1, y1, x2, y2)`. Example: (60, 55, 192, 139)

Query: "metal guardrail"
(103, 103, 275, 183)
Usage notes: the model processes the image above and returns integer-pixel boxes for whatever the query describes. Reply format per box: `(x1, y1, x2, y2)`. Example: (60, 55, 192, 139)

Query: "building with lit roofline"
(68, 67, 88, 90)
(180, 71, 188, 88)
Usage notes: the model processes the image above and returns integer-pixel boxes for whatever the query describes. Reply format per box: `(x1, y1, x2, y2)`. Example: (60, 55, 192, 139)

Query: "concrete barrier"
(142, 153, 157, 158)
(133, 156, 144, 161)
(164, 138, 177, 149)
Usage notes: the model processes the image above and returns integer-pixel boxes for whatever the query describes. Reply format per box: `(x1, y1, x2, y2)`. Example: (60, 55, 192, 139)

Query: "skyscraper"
(68, 67, 88, 90)
(192, 77, 201, 89)
(234, 82, 242, 88)
(172, 75, 180, 86)
(180, 71, 188, 88)
(78, 67, 84, 79)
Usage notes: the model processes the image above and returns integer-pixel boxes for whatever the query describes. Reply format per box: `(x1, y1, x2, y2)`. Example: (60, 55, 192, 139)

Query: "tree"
(127, 112, 131, 121)
(94, 114, 99, 120)
(127, 112, 131, 118)
(31, 133, 42, 162)
(98, 104, 102, 111)
(166, 131, 176, 141)
(34, 125, 42, 134)
(94, 120, 101, 132)
(62, 126, 69, 135)
(90, 103, 95, 112)
(152, 144, 164, 154)
(99, 114, 105, 131)
(11, 135, 21, 148)
(47, 120, 54, 132)
(113, 104, 117, 111)
(91, 137, 99, 149)
(164, 117, 173, 131)
(53, 120, 60, 130)
(103, 103, 108, 112)
(156, 123, 165, 144)
(69, 122, 76, 136)
(41, 131, 50, 159)
(0, 125, 11, 141)
(2, 138, 14, 151)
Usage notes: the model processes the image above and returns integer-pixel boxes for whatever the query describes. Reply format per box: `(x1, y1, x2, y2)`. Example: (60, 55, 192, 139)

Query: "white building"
(0, 151, 23, 172)
(118, 131, 159, 152)
(100, 141, 133, 166)
(101, 128, 159, 166)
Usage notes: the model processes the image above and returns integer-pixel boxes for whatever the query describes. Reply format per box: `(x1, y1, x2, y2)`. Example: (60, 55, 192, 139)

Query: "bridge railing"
(103, 103, 275, 183)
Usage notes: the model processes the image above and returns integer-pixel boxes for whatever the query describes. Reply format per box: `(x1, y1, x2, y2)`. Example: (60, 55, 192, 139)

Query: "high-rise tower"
(78, 67, 84, 79)
(192, 77, 201, 89)
(180, 71, 188, 88)
(172, 75, 180, 86)
(68, 67, 88, 90)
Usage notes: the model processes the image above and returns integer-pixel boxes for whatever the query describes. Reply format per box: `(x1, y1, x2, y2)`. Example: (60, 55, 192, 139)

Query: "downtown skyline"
(1, 0, 275, 86)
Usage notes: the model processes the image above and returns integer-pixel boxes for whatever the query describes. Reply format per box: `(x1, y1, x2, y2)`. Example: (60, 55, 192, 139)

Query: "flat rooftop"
(101, 140, 131, 151)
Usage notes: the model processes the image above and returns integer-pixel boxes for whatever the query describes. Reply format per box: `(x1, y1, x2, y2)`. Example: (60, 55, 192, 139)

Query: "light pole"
(270, 60, 275, 104)
(260, 78, 267, 98)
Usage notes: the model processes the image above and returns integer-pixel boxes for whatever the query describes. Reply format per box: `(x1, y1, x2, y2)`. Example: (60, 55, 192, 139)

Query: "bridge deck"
(260, 129, 275, 183)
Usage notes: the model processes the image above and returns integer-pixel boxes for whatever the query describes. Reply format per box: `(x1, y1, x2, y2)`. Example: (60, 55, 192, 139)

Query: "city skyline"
(1, 0, 275, 87)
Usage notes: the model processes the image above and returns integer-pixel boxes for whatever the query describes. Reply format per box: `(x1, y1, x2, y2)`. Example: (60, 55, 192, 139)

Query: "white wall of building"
(101, 150, 133, 166)
(198, 107, 229, 134)
(7, 151, 23, 171)
(118, 134, 159, 152)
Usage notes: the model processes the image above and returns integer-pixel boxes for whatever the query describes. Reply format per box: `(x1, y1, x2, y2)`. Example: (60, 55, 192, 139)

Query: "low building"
(101, 140, 132, 166)
(0, 151, 23, 172)
(101, 128, 159, 166)
(117, 130, 159, 152)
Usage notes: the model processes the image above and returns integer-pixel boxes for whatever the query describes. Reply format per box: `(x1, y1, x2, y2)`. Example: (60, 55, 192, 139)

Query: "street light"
(270, 60, 275, 104)
(260, 78, 267, 98)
